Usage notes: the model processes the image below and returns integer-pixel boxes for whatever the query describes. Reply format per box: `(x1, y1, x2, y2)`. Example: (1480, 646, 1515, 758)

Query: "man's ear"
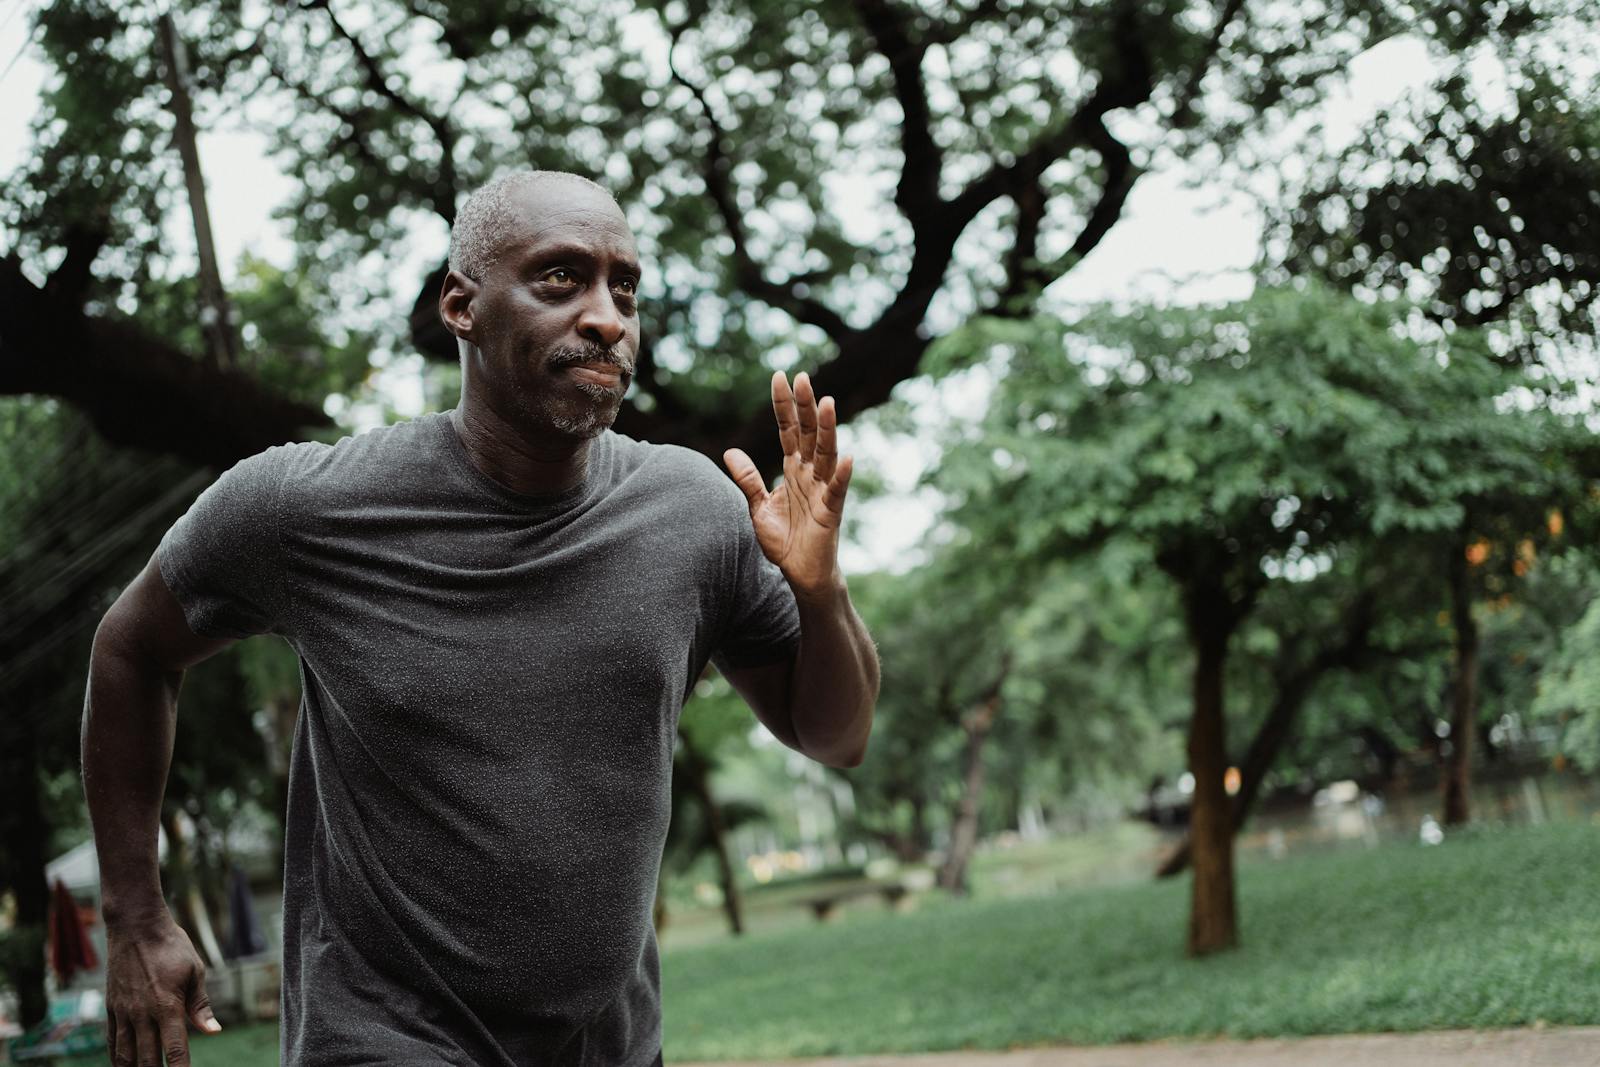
(438, 269, 478, 340)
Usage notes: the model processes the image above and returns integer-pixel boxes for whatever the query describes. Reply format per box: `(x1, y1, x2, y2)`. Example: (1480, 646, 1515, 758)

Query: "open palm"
(723, 371, 854, 599)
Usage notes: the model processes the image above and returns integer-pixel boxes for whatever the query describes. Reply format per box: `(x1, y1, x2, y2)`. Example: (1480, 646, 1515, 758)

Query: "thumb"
(187, 970, 222, 1034)
(722, 448, 768, 511)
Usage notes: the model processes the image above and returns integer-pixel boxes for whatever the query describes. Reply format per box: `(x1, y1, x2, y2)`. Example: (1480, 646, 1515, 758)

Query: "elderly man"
(82, 170, 879, 1067)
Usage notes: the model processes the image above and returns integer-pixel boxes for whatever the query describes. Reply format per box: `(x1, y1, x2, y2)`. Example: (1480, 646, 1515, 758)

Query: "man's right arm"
(83, 554, 234, 1066)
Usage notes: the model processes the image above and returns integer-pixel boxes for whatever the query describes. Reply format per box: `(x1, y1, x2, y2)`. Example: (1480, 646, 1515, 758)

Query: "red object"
(48, 878, 98, 985)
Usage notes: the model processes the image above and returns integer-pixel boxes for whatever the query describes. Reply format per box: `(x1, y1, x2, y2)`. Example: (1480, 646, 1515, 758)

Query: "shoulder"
(603, 432, 747, 515)
(274, 413, 447, 505)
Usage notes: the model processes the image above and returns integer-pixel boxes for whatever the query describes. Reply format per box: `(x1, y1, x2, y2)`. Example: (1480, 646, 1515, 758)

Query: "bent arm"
(726, 578, 879, 769)
(83, 553, 233, 930)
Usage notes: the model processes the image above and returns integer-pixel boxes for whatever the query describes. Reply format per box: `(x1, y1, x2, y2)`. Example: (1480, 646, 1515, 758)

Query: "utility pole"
(158, 12, 239, 369)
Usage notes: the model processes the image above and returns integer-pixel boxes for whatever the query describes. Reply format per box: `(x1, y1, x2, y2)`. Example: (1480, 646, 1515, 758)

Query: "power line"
(0, 469, 209, 660)
(0, 1, 43, 87)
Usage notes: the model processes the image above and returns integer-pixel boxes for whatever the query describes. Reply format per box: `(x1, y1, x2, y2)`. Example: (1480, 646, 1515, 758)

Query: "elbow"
(802, 703, 874, 770)
(827, 740, 869, 770)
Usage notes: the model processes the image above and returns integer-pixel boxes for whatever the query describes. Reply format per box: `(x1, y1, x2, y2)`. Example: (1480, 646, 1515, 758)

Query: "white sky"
(0, 5, 1451, 572)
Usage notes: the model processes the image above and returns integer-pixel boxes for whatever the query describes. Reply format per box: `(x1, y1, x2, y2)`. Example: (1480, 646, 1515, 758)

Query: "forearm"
(788, 577, 879, 768)
(82, 629, 181, 931)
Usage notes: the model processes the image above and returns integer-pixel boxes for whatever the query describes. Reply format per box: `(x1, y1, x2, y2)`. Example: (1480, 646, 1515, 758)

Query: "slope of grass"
(660, 821, 1600, 1061)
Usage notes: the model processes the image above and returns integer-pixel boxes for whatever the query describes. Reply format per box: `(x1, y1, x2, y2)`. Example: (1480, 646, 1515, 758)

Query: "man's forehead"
(503, 184, 638, 257)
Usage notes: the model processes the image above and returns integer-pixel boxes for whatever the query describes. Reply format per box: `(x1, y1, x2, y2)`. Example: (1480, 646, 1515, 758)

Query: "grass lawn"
(62, 820, 1596, 1065)
(659, 821, 1600, 1060)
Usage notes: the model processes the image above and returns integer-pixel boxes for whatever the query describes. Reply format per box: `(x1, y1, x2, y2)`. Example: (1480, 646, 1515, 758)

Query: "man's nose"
(576, 288, 627, 348)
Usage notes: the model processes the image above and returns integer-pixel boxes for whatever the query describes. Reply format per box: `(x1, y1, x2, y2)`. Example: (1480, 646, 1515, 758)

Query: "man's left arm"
(721, 371, 880, 769)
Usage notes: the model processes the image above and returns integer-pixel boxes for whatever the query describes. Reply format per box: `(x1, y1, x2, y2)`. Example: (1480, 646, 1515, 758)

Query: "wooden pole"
(158, 12, 239, 369)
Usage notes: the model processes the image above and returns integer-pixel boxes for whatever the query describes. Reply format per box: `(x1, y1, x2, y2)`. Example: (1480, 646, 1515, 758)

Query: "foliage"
(10, 0, 1596, 468)
(932, 285, 1584, 569)
(663, 674, 772, 880)
(842, 539, 1178, 859)
(1531, 589, 1600, 772)
(1272, 51, 1600, 365)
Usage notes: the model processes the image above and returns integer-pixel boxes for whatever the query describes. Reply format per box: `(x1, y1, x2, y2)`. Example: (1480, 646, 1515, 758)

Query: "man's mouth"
(548, 346, 633, 392)
(565, 363, 626, 389)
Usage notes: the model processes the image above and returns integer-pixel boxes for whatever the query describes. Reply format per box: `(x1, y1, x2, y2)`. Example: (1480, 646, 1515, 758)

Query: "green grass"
(56, 821, 1596, 1066)
(660, 821, 1600, 1060)
(53, 1018, 279, 1067)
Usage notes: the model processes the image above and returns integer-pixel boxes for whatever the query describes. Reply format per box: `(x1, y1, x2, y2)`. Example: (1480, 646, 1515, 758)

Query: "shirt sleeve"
(156, 445, 294, 640)
(711, 482, 801, 673)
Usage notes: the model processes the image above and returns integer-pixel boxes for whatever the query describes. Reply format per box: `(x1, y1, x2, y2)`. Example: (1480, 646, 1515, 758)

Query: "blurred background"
(2, 0, 1599, 1062)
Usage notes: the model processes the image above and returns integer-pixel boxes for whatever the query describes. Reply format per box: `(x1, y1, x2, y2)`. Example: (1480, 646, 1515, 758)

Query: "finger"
(159, 1014, 192, 1067)
(813, 395, 838, 484)
(722, 448, 769, 512)
(108, 1008, 124, 1067)
(187, 968, 220, 1034)
(113, 1012, 134, 1067)
(135, 1017, 161, 1067)
(823, 454, 854, 515)
(770, 371, 800, 457)
(794, 371, 818, 464)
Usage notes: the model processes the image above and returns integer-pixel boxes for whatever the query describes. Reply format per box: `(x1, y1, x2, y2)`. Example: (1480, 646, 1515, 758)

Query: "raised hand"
(723, 371, 854, 600)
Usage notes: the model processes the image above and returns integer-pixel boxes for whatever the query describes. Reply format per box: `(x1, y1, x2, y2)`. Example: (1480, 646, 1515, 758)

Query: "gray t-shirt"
(157, 412, 799, 1066)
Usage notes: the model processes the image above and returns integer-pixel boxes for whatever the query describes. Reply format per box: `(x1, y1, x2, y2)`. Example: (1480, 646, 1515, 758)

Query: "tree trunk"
(937, 676, 1006, 896)
(0, 714, 51, 1028)
(158, 13, 239, 370)
(1442, 543, 1479, 826)
(1156, 672, 1304, 879)
(1157, 588, 1382, 880)
(1184, 593, 1238, 956)
(677, 736, 744, 936)
(910, 793, 929, 858)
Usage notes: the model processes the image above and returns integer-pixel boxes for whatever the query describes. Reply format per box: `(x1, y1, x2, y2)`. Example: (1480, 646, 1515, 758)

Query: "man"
(81, 170, 879, 1067)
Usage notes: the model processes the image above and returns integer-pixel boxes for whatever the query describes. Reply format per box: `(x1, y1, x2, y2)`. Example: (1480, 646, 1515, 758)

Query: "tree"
(928, 283, 1594, 953)
(846, 536, 1176, 892)
(7, 0, 1584, 471)
(662, 674, 770, 935)
(1275, 70, 1600, 360)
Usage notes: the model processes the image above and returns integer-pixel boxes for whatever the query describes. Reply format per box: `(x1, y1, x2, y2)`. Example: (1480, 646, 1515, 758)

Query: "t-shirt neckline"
(433, 410, 606, 515)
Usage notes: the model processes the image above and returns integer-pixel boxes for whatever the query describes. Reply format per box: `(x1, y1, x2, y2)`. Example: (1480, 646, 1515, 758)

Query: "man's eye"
(613, 278, 638, 296)
(546, 268, 579, 286)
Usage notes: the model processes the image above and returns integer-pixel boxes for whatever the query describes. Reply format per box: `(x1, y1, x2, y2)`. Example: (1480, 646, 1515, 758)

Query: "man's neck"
(449, 402, 592, 497)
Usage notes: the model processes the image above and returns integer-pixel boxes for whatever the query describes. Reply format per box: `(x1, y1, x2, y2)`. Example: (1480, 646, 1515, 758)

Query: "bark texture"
(937, 666, 1008, 896)
(1183, 590, 1239, 956)
(1442, 541, 1480, 826)
(676, 732, 744, 936)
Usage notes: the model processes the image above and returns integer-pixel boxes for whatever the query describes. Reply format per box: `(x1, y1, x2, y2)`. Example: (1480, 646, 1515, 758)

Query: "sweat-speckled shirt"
(156, 412, 800, 1066)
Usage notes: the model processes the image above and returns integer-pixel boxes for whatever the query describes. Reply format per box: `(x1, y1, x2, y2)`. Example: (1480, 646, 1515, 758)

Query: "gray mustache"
(548, 345, 635, 375)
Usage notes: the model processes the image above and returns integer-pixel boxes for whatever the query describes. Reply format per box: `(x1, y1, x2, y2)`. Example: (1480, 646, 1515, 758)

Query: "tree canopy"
(7, 0, 1592, 469)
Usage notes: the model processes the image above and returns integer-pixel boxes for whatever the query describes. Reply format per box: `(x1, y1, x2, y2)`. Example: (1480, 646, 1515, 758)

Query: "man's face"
(461, 183, 642, 439)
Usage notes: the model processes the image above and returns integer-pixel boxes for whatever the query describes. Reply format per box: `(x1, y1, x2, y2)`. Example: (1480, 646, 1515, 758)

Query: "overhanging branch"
(664, 18, 856, 343)
(0, 256, 330, 468)
(855, 0, 943, 231)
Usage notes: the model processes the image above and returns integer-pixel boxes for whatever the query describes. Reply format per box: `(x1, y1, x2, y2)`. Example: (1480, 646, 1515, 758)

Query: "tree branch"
(854, 0, 943, 231)
(305, 0, 458, 222)
(984, 112, 1142, 316)
(0, 256, 330, 468)
(1170, 0, 1248, 130)
(948, 4, 1153, 234)
(664, 18, 856, 343)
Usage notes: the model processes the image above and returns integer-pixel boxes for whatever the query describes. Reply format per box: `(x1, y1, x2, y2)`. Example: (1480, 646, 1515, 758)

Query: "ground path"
(679, 1027, 1600, 1067)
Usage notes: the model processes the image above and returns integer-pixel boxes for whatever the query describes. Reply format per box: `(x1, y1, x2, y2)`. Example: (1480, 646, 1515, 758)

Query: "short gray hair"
(448, 170, 617, 281)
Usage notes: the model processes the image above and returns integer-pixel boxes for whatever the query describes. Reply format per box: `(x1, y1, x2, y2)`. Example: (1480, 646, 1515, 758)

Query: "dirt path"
(678, 1026, 1600, 1067)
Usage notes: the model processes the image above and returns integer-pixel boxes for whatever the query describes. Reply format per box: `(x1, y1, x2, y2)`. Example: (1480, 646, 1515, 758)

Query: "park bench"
(796, 879, 916, 922)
